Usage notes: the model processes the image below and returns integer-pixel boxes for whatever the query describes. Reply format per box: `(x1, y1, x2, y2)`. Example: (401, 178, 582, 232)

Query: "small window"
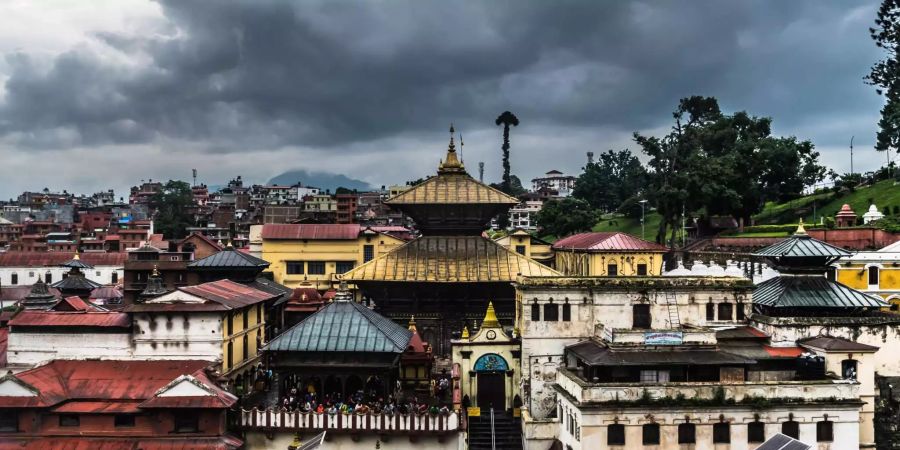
(782, 420, 799, 439)
(515, 245, 526, 255)
(718, 303, 733, 321)
(242, 310, 249, 329)
(636, 263, 648, 276)
(544, 303, 559, 321)
(678, 423, 695, 444)
(0, 410, 18, 432)
(59, 414, 79, 427)
(642, 423, 660, 445)
(748, 421, 766, 443)
(256, 304, 262, 324)
(736, 304, 746, 320)
(869, 266, 880, 285)
(633, 304, 651, 329)
(173, 411, 200, 433)
(226, 313, 233, 335)
(562, 303, 571, 322)
(114, 414, 135, 428)
(713, 422, 731, 443)
(816, 420, 833, 442)
(242, 334, 249, 360)
(336, 261, 355, 273)
(286, 261, 304, 275)
(44, 272, 52, 284)
(111, 272, 118, 284)
(363, 245, 375, 263)
(307, 262, 326, 275)
(227, 341, 233, 370)
(706, 302, 715, 321)
(9, 273, 17, 285)
(607, 263, 618, 277)
(842, 359, 858, 380)
(607, 423, 625, 445)
(531, 303, 540, 321)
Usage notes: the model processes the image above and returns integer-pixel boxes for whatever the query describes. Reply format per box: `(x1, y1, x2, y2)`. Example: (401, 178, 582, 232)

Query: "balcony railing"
(239, 409, 460, 434)
(557, 368, 858, 404)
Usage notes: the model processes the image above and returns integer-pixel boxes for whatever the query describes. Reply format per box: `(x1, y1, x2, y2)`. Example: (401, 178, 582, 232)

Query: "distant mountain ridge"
(268, 170, 372, 192)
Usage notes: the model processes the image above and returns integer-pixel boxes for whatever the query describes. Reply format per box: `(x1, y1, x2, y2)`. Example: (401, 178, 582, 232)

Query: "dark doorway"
(477, 373, 505, 410)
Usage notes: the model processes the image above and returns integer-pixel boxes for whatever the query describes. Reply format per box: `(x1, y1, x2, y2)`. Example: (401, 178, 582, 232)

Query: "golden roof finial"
(151, 264, 160, 277)
(73, 252, 80, 260)
(481, 301, 500, 329)
(795, 218, 807, 236)
(408, 315, 417, 332)
(438, 124, 465, 174)
(461, 325, 470, 339)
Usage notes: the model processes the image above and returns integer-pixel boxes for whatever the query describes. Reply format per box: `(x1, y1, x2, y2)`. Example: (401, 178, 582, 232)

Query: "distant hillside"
(268, 170, 372, 192)
(754, 179, 900, 225)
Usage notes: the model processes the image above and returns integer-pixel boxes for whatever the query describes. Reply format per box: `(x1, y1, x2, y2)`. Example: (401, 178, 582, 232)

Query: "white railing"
(557, 368, 858, 404)
(240, 408, 460, 433)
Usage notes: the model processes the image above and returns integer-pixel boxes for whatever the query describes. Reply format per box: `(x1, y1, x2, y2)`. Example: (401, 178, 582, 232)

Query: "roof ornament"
(408, 315, 417, 332)
(73, 252, 80, 261)
(794, 219, 807, 236)
(461, 325, 470, 339)
(481, 301, 501, 329)
(438, 124, 465, 174)
(151, 264, 160, 278)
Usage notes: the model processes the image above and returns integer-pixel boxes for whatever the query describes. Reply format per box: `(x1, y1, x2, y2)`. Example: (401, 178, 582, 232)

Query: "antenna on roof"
(587, 152, 594, 165)
(192, 169, 197, 187)
(479, 162, 484, 183)
(459, 132, 464, 163)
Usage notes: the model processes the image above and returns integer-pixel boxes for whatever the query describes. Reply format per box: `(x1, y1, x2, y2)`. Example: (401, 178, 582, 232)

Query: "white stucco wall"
(0, 265, 122, 289)
(131, 312, 223, 361)
(7, 331, 132, 367)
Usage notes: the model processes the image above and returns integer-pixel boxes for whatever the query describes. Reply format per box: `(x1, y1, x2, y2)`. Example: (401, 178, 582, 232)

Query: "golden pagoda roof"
(385, 126, 518, 206)
(340, 235, 560, 283)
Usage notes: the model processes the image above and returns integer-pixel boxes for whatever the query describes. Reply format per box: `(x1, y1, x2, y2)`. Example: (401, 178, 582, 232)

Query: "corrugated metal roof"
(187, 248, 270, 269)
(266, 300, 412, 353)
(51, 401, 142, 413)
(753, 234, 851, 258)
(798, 336, 880, 352)
(754, 433, 812, 450)
(753, 276, 887, 308)
(3, 436, 243, 450)
(341, 236, 560, 283)
(9, 311, 131, 328)
(50, 275, 102, 291)
(552, 232, 668, 252)
(261, 224, 362, 240)
(179, 279, 278, 309)
(0, 285, 61, 302)
(567, 340, 755, 366)
(385, 173, 519, 205)
(0, 252, 127, 267)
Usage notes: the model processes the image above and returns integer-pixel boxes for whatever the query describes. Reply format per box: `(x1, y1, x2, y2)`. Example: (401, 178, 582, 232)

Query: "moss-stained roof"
(341, 236, 560, 283)
(516, 276, 753, 290)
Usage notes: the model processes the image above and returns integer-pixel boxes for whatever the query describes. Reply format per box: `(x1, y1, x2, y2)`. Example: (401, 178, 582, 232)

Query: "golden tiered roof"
(385, 126, 518, 206)
(340, 235, 560, 283)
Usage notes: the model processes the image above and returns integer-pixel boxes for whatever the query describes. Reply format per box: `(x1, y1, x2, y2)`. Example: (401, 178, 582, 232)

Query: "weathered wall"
(132, 312, 223, 364)
(7, 331, 132, 367)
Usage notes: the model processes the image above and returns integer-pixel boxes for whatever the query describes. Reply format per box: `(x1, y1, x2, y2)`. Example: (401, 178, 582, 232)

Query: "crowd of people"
(278, 389, 452, 416)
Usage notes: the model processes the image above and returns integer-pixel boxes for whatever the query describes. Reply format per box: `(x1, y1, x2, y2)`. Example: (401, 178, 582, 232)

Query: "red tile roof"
(8, 310, 130, 328)
(262, 224, 361, 240)
(0, 328, 7, 367)
(552, 232, 668, 252)
(5, 360, 214, 409)
(763, 346, 804, 358)
(0, 252, 127, 267)
(180, 232, 224, 250)
(179, 279, 278, 309)
(139, 372, 236, 409)
(51, 400, 142, 414)
(50, 296, 94, 312)
(0, 437, 243, 450)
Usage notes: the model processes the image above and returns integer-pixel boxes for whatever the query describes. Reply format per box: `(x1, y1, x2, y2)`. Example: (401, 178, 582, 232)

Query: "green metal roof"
(265, 299, 412, 353)
(187, 248, 270, 269)
(753, 276, 887, 308)
(753, 234, 851, 259)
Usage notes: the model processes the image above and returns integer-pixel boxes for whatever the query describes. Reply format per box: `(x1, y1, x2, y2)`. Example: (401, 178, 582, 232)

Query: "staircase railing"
(490, 408, 496, 450)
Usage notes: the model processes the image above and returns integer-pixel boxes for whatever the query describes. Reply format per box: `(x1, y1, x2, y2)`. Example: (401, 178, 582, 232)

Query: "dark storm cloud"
(0, 1, 882, 154)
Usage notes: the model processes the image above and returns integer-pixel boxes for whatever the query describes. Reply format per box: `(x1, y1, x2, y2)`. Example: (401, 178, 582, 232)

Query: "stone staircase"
(468, 410, 523, 450)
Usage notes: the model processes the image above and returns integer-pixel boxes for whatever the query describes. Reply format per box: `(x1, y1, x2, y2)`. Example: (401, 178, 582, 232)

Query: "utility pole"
(850, 136, 854, 175)
(192, 169, 197, 187)
(586, 152, 594, 165)
(639, 199, 648, 240)
(681, 203, 686, 248)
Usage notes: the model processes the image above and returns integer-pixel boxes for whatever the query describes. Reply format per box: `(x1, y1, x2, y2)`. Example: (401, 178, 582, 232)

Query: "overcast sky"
(0, 0, 890, 200)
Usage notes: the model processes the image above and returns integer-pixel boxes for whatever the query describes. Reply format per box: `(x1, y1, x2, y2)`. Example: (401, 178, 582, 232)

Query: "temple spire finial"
(461, 325, 470, 339)
(481, 301, 500, 329)
(408, 315, 417, 332)
(795, 218, 807, 236)
(438, 124, 465, 173)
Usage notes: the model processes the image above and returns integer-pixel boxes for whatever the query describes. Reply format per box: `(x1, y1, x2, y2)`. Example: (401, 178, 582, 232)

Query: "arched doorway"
(474, 353, 509, 410)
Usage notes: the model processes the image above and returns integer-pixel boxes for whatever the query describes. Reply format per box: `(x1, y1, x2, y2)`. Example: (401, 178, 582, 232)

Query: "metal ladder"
(665, 291, 681, 329)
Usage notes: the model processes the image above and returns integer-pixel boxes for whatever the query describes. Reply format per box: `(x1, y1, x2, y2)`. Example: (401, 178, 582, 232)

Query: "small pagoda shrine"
(20, 279, 59, 310)
(835, 203, 858, 228)
(50, 253, 101, 300)
(342, 127, 559, 355)
(752, 222, 886, 316)
(399, 316, 433, 394)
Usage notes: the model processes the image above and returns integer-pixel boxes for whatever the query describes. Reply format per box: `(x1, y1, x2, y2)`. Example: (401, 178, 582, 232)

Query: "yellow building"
(494, 228, 554, 267)
(551, 231, 668, 276)
(835, 240, 900, 309)
(261, 224, 406, 290)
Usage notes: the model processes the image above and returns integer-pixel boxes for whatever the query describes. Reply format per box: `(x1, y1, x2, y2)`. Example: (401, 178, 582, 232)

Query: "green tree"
(535, 198, 597, 238)
(495, 111, 520, 194)
(149, 180, 194, 239)
(573, 149, 647, 212)
(867, 0, 900, 153)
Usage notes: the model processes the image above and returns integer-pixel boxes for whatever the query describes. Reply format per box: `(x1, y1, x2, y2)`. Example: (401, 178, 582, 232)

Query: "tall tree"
(573, 149, 647, 212)
(535, 198, 597, 238)
(149, 180, 195, 239)
(495, 111, 520, 194)
(867, 0, 900, 153)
